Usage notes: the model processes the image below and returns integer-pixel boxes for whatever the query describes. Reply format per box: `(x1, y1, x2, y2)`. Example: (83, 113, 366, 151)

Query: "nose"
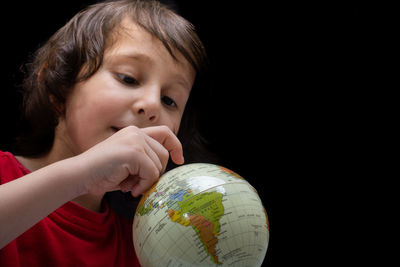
(132, 88, 161, 123)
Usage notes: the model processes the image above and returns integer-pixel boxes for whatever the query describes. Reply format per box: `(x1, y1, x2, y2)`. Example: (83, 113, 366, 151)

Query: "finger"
(143, 136, 165, 174)
(129, 154, 160, 197)
(144, 135, 169, 174)
(142, 126, 184, 165)
(130, 176, 152, 197)
(119, 175, 140, 192)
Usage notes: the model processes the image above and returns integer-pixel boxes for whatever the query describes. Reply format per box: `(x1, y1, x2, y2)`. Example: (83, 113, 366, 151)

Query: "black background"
(0, 1, 369, 265)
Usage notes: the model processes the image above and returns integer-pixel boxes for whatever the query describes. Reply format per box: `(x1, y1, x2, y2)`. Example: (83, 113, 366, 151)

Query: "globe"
(132, 163, 269, 266)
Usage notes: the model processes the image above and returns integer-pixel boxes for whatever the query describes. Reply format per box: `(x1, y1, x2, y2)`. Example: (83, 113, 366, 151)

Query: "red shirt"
(0, 151, 140, 266)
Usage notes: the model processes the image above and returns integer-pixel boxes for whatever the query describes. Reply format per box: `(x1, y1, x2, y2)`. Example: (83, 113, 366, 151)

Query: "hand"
(76, 125, 184, 197)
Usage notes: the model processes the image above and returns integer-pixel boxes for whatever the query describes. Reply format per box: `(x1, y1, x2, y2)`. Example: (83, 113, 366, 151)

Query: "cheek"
(172, 113, 185, 135)
(67, 84, 123, 123)
(172, 97, 190, 134)
(63, 96, 121, 151)
(160, 112, 183, 136)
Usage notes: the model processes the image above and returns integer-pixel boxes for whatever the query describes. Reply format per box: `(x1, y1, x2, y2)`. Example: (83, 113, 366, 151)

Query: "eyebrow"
(173, 77, 192, 91)
(116, 52, 154, 65)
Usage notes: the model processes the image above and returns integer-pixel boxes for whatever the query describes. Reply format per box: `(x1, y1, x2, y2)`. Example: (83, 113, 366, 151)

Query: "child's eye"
(161, 96, 177, 107)
(116, 73, 138, 85)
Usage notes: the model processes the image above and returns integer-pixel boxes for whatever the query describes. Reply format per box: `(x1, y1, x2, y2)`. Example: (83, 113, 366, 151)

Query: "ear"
(37, 62, 49, 84)
(49, 94, 65, 117)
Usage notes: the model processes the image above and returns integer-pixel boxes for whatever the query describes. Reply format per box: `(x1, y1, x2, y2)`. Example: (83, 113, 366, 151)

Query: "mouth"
(111, 126, 121, 133)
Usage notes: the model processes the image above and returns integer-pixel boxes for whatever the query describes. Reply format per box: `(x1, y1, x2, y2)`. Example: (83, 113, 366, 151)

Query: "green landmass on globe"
(133, 163, 269, 266)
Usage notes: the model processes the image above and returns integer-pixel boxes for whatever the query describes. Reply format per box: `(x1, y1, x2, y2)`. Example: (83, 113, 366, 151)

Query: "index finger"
(141, 126, 184, 165)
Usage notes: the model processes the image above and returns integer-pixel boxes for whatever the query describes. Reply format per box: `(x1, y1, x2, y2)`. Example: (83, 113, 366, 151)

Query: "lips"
(111, 126, 121, 132)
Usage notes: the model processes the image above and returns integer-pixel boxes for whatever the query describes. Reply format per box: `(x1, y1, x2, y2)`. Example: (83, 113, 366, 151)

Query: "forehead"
(107, 18, 193, 69)
(114, 18, 155, 48)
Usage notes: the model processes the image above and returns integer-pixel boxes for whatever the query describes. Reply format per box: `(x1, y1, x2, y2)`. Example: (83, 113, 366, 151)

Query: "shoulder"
(0, 151, 30, 184)
(0, 150, 13, 159)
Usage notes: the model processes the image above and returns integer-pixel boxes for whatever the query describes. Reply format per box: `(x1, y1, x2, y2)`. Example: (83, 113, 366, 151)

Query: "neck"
(16, 126, 76, 172)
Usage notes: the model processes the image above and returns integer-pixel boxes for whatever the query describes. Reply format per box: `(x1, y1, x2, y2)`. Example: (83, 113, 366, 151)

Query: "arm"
(0, 157, 85, 248)
(0, 125, 183, 249)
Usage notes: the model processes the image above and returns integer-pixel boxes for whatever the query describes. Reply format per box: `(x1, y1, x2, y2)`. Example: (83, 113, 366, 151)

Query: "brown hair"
(15, 0, 210, 161)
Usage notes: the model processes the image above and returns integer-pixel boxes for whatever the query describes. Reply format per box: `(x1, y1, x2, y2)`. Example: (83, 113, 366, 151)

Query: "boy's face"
(56, 18, 196, 154)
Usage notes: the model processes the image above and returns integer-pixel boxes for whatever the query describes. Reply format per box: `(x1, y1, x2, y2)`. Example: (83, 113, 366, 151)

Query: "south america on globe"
(132, 163, 269, 266)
